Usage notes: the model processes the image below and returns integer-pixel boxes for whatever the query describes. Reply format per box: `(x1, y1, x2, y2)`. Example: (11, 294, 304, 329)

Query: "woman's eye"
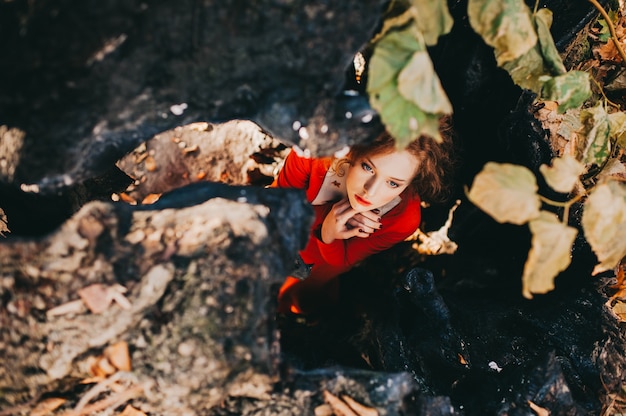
(388, 181, 399, 188)
(361, 162, 373, 172)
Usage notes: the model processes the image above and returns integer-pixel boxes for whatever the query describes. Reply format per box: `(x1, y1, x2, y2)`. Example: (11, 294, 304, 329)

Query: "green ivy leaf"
(371, 83, 440, 145)
(501, 45, 546, 92)
(579, 103, 611, 166)
(397, 50, 453, 114)
(608, 111, 626, 148)
(582, 180, 626, 275)
(467, 0, 537, 65)
(597, 18, 611, 42)
(480, 4, 590, 112)
(368, 24, 448, 145)
(367, 27, 421, 93)
(539, 154, 585, 193)
(522, 211, 578, 299)
(534, 8, 566, 76)
(541, 71, 591, 112)
(409, 0, 454, 46)
(557, 109, 582, 141)
(467, 162, 541, 224)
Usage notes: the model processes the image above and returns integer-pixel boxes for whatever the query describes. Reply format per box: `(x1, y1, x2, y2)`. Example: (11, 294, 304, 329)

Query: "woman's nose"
(364, 177, 380, 195)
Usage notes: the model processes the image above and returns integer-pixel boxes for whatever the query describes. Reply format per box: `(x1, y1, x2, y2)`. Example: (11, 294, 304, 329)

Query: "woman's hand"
(347, 210, 382, 235)
(320, 199, 381, 244)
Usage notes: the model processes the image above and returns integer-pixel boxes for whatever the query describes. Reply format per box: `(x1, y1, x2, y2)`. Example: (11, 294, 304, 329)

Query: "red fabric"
(271, 149, 421, 315)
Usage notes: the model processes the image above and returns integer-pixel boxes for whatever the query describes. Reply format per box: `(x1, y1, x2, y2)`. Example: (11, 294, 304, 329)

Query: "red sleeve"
(270, 149, 312, 190)
(312, 201, 421, 268)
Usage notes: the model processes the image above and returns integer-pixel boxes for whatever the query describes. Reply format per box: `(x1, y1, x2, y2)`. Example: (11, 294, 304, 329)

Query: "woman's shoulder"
(286, 148, 333, 172)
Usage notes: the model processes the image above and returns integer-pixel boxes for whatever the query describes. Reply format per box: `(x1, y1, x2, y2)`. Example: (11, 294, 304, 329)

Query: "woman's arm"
(270, 149, 313, 190)
(315, 204, 421, 268)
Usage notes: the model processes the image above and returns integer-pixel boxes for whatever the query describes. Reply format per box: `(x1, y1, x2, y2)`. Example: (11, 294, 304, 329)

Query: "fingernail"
(372, 209, 380, 214)
(377, 217, 382, 223)
(378, 224, 382, 229)
(359, 229, 364, 233)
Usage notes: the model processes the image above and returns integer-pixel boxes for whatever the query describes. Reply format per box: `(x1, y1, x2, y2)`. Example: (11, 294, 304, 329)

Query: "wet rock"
(0, 185, 312, 410)
(0, 0, 384, 194)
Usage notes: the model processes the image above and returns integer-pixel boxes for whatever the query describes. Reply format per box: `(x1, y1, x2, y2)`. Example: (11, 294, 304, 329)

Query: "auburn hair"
(336, 118, 456, 204)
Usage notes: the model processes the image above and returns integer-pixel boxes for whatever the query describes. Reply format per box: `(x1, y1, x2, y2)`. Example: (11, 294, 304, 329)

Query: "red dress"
(271, 149, 422, 315)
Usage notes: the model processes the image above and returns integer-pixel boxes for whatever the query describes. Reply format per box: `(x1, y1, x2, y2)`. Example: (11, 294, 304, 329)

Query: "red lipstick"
(354, 194, 371, 206)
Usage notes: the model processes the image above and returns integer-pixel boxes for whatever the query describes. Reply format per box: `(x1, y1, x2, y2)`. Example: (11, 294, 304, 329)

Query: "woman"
(272, 128, 454, 318)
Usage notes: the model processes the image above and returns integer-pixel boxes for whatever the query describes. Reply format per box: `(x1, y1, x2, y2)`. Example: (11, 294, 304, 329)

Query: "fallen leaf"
(611, 300, 626, 322)
(144, 156, 157, 172)
(141, 193, 161, 204)
(104, 341, 131, 372)
(196, 171, 207, 180)
(341, 395, 378, 416)
(611, 263, 625, 291)
(31, 397, 67, 416)
(528, 400, 550, 416)
(78, 284, 112, 314)
(323, 391, 357, 416)
(182, 144, 199, 154)
(0, 207, 9, 236)
(119, 404, 147, 416)
(89, 355, 118, 377)
(119, 193, 137, 205)
(314, 404, 334, 416)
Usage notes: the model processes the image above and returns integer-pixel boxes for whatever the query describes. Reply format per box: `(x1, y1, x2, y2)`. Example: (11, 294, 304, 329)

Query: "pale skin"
(320, 149, 420, 244)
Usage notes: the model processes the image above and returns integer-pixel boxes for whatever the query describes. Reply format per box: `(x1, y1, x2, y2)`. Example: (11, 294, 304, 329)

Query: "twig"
(58, 372, 150, 416)
(590, 76, 622, 109)
(588, 0, 626, 65)
(73, 371, 125, 412)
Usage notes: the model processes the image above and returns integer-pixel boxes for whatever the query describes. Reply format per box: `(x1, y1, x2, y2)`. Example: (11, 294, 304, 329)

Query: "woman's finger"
(349, 213, 382, 231)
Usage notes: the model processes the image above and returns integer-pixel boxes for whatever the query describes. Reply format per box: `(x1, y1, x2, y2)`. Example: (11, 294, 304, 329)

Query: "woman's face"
(345, 149, 419, 213)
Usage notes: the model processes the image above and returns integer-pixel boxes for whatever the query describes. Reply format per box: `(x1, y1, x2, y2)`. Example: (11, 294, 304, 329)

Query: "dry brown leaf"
(528, 400, 550, 416)
(196, 171, 207, 180)
(182, 144, 199, 154)
(119, 192, 137, 205)
(141, 193, 161, 204)
(105, 341, 132, 372)
(611, 261, 626, 289)
(80, 376, 106, 384)
(78, 284, 112, 314)
(0, 207, 9, 236)
(119, 404, 147, 416)
(314, 404, 334, 416)
(458, 353, 468, 365)
(89, 356, 118, 377)
(31, 397, 67, 416)
(611, 300, 626, 322)
(144, 156, 157, 172)
(341, 395, 378, 416)
(323, 391, 358, 416)
(597, 40, 620, 61)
